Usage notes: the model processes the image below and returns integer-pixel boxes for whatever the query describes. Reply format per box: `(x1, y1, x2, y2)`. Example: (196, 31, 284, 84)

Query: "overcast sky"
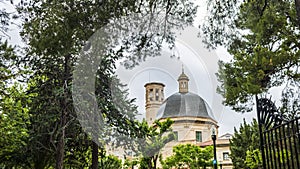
(115, 1, 259, 135)
(115, 25, 257, 135)
(3, 0, 261, 135)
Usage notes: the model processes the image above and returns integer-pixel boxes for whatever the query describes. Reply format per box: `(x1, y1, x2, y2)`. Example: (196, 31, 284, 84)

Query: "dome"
(156, 92, 215, 120)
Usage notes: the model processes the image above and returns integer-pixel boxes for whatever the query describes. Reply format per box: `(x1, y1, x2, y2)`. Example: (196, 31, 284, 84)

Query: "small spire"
(178, 65, 189, 93)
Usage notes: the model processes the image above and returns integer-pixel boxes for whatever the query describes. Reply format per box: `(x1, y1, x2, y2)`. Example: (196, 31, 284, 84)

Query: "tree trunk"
(55, 54, 71, 169)
(55, 110, 66, 169)
(91, 107, 100, 169)
(91, 141, 99, 169)
(148, 158, 152, 169)
(295, 0, 300, 26)
(153, 155, 158, 169)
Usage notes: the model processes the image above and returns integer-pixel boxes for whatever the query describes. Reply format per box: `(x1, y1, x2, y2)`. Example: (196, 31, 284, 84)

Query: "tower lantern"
(178, 66, 189, 93)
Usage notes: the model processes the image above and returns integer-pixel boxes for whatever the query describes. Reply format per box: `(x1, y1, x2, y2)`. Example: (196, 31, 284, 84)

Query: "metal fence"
(257, 98, 300, 169)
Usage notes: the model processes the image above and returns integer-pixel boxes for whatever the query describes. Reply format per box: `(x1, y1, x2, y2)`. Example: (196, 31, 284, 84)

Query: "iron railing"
(257, 97, 300, 169)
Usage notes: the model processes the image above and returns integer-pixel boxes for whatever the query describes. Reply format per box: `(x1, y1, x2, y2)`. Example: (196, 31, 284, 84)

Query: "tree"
(137, 119, 175, 169)
(16, 0, 197, 168)
(124, 158, 139, 169)
(99, 151, 122, 169)
(0, 85, 30, 168)
(0, 1, 31, 168)
(0, 0, 24, 99)
(0, 0, 15, 36)
(161, 144, 213, 169)
(203, 0, 300, 113)
(230, 119, 261, 169)
(245, 149, 263, 169)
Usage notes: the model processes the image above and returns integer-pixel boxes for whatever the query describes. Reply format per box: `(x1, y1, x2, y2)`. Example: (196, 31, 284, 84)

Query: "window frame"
(171, 131, 178, 141)
(195, 131, 202, 142)
(223, 152, 230, 161)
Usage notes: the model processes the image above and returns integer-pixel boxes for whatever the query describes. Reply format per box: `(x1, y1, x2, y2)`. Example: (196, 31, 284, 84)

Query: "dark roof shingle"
(156, 92, 214, 119)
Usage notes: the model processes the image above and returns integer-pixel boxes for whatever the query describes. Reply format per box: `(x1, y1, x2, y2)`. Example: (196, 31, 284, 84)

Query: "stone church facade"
(144, 69, 233, 169)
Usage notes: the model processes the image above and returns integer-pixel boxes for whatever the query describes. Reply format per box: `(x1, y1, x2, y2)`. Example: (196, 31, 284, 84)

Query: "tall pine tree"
(230, 119, 260, 169)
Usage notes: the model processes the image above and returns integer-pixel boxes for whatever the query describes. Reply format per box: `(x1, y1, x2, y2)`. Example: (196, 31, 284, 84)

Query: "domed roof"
(156, 92, 215, 120)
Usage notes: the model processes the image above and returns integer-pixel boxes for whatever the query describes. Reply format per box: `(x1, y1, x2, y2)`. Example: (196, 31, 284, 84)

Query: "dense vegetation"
(161, 144, 213, 169)
(0, 0, 196, 168)
(229, 119, 261, 169)
(1, 0, 299, 168)
(204, 0, 300, 116)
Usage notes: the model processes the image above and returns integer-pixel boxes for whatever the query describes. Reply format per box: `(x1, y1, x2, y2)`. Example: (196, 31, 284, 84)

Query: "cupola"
(178, 66, 189, 93)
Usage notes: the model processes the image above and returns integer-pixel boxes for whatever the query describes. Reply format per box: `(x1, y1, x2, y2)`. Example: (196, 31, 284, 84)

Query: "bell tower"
(144, 82, 165, 125)
(178, 66, 189, 93)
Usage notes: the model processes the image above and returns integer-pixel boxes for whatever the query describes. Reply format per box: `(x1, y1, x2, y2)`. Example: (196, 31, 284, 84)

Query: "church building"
(144, 68, 233, 169)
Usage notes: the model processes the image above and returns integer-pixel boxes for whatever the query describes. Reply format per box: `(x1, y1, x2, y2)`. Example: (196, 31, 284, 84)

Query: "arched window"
(181, 82, 185, 88)
(155, 89, 159, 101)
(149, 89, 153, 101)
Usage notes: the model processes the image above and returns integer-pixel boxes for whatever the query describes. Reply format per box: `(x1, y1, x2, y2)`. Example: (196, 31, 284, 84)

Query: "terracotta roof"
(197, 140, 213, 147)
(197, 137, 231, 148)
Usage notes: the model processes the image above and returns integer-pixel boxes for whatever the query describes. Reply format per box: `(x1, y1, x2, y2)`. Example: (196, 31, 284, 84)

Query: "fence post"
(256, 95, 267, 169)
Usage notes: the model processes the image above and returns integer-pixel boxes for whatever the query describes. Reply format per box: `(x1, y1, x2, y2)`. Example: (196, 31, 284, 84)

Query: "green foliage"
(18, 0, 197, 68)
(99, 154, 122, 169)
(0, 0, 198, 167)
(0, 2, 33, 168)
(244, 147, 291, 169)
(280, 79, 300, 119)
(245, 149, 262, 169)
(204, 0, 300, 112)
(230, 119, 261, 169)
(0, 85, 30, 168)
(0, 0, 14, 34)
(137, 119, 175, 169)
(65, 147, 123, 169)
(161, 144, 213, 169)
(0, 40, 23, 94)
(123, 158, 139, 169)
(273, 148, 291, 165)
